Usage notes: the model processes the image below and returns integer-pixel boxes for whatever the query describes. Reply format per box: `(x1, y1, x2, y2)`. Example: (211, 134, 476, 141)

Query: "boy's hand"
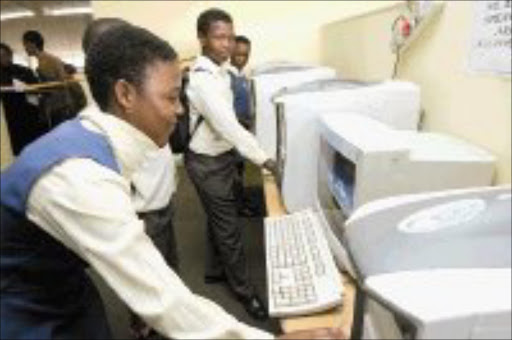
(262, 159, 278, 177)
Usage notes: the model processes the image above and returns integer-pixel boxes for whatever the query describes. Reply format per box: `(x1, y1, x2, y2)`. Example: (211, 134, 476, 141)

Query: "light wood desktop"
(262, 172, 355, 336)
(0, 79, 82, 93)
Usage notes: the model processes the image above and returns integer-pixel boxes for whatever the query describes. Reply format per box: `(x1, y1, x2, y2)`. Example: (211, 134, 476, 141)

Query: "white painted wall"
(91, 1, 399, 65)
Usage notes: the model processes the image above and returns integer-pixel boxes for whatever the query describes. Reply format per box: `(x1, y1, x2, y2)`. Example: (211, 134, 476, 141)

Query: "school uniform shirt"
(229, 64, 254, 79)
(187, 56, 268, 165)
(131, 144, 176, 212)
(227, 64, 248, 78)
(25, 106, 274, 340)
(79, 105, 177, 213)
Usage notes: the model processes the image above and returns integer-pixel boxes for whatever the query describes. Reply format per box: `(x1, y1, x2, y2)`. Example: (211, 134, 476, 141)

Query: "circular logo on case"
(398, 199, 486, 233)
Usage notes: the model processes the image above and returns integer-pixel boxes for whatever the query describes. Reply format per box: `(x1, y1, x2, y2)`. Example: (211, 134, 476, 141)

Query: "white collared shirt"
(80, 105, 176, 212)
(228, 64, 252, 79)
(131, 145, 176, 212)
(26, 106, 273, 339)
(187, 56, 268, 165)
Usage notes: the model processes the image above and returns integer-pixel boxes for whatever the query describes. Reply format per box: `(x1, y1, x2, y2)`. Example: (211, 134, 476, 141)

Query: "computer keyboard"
(264, 209, 343, 317)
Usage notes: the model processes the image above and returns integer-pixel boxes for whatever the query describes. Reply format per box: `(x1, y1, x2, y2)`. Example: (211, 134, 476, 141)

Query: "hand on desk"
(262, 159, 278, 178)
(277, 327, 346, 340)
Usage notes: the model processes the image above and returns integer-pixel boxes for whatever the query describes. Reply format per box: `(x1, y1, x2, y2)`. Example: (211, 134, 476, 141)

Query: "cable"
(392, 47, 401, 79)
(391, 15, 408, 79)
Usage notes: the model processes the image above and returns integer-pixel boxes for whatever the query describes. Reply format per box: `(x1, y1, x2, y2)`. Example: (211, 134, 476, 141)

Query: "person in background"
(22, 30, 73, 128)
(229, 35, 256, 217)
(63, 63, 87, 117)
(0, 42, 44, 155)
(184, 8, 277, 321)
(81, 18, 180, 340)
(229, 35, 252, 130)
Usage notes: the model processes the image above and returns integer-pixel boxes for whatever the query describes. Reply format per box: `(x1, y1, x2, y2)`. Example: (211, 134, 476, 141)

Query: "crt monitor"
(275, 78, 371, 190)
(274, 80, 422, 213)
(314, 113, 495, 271)
(317, 113, 495, 216)
(250, 64, 337, 158)
(344, 185, 511, 339)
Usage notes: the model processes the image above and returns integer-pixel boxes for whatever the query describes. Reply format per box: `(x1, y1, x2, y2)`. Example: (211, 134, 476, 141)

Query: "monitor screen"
(317, 136, 351, 227)
(331, 151, 356, 214)
(315, 136, 354, 271)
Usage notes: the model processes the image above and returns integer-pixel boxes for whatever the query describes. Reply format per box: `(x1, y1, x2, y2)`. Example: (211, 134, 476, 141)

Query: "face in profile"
(128, 59, 183, 147)
(200, 20, 234, 65)
(231, 42, 250, 71)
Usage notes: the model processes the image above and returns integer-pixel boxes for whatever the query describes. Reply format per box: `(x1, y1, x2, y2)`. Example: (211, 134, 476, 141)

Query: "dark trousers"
(138, 198, 179, 272)
(234, 151, 246, 212)
(2, 100, 45, 155)
(185, 149, 254, 299)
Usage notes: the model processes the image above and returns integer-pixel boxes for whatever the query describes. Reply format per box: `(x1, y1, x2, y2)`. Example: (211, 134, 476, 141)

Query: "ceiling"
(0, 1, 91, 18)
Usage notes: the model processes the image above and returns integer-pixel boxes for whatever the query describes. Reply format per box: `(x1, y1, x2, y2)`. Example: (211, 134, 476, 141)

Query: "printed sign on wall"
(468, 1, 511, 76)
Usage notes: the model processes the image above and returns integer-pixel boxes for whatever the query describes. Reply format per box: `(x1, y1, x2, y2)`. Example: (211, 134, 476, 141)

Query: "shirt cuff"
(250, 149, 269, 167)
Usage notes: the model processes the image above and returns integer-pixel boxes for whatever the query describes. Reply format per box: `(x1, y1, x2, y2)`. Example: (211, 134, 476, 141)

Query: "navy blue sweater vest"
(1, 118, 119, 339)
(229, 72, 251, 124)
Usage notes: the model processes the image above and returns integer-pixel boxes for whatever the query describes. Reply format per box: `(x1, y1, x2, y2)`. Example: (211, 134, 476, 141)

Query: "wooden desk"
(262, 172, 355, 337)
(0, 79, 83, 93)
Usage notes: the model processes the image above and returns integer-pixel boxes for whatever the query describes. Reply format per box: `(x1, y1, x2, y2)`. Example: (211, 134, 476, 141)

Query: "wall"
(322, 1, 511, 184)
(91, 1, 400, 66)
(321, 3, 404, 81)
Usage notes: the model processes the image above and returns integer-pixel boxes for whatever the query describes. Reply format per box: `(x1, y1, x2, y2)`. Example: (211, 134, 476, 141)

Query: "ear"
(198, 33, 207, 49)
(113, 79, 137, 114)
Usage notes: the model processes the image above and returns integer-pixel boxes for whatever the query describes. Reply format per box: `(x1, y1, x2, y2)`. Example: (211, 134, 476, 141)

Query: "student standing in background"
(22, 30, 73, 128)
(229, 35, 252, 130)
(81, 18, 181, 340)
(229, 35, 256, 217)
(185, 8, 277, 321)
(0, 42, 44, 155)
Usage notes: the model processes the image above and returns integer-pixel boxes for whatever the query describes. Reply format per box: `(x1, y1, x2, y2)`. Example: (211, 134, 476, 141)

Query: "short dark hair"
(82, 17, 129, 53)
(22, 30, 44, 50)
(0, 42, 13, 56)
(85, 24, 178, 112)
(197, 8, 232, 37)
(235, 35, 251, 46)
